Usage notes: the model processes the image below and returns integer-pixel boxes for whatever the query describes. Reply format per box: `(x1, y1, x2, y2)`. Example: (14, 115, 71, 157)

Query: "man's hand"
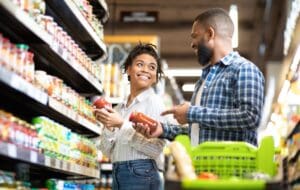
(133, 122, 163, 138)
(93, 107, 123, 129)
(161, 102, 190, 124)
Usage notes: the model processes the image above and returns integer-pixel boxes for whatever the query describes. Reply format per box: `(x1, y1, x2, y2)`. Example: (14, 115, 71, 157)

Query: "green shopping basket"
(175, 135, 277, 190)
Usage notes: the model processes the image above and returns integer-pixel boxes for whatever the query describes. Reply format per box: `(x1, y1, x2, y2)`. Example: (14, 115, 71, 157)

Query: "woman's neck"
(126, 86, 148, 107)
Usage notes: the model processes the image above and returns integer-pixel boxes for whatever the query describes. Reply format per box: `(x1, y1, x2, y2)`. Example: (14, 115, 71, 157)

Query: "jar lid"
(16, 44, 29, 50)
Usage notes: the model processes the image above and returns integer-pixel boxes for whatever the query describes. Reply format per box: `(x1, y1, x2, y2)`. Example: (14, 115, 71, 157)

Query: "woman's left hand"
(94, 107, 124, 128)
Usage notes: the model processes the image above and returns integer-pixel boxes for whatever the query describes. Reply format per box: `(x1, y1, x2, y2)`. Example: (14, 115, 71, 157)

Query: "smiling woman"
(94, 43, 169, 190)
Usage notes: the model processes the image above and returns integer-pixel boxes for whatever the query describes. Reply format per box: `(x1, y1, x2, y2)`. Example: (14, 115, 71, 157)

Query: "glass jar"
(35, 70, 48, 91)
(25, 52, 34, 83)
(16, 44, 29, 78)
(10, 44, 18, 72)
(2, 38, 11, 67)
(32, 0, 46, 15)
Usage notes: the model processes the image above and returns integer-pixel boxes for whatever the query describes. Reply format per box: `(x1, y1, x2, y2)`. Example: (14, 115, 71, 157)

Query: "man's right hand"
(133, 122, 163, 138)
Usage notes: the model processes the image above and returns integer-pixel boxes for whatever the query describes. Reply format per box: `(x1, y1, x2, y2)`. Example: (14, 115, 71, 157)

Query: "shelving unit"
(0, 0, 104, 94)
(0, 142, 99, 178)
(0, 66, 101, 137)
(0, 0, 109, 185)
(45, 0, 107, 59)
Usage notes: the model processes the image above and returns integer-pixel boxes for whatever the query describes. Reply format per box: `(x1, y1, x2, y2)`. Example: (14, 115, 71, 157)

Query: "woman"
(94, 43, 166, 190)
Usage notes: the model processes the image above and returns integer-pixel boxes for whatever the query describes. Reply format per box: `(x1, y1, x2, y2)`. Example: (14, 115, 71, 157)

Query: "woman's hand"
(94, 107, 124, 129)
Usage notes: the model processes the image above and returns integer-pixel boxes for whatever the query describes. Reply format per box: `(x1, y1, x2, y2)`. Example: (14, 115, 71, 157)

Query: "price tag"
(7, 144, 17, 158)
(30, 151, 38, 163)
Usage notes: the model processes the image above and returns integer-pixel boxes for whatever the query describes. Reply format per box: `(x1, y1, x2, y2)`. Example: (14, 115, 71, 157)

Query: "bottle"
(129, 112, 158, 133)
(91, 96, 111, 109)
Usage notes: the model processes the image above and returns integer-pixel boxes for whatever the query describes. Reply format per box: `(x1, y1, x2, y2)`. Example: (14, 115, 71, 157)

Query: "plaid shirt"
(161, 51, 265, 146)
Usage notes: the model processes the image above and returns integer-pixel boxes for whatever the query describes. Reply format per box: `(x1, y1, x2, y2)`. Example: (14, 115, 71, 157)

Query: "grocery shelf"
(45, 0, 107, 59)
(48, 97, 102, 136)
(90, 0, 110, 23)
(0, 67, 101, 137)
(0, 141, 100, 178)
(0, 0, 103, 94)
(0, 67, 48, 105)
(32, 43, 103, 94)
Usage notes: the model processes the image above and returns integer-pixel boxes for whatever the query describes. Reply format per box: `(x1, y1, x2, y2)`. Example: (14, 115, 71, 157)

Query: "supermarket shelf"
(90, 0, 110, 23)
(0, 67, 48, 105)
(48, 97, 102, 136)
(32, 43, 103, 94)
(0, 141, 100, 178)
(100, 163, 112, 171)
(0, 0, 103, 94)
(0, 67, 101, 137)
(45, 0, 107, 59)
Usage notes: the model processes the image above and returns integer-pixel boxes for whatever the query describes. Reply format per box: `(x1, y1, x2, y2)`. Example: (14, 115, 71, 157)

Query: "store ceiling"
(104, 0, 286, 100)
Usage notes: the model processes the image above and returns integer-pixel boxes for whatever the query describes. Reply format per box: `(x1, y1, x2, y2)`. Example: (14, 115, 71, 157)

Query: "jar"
(2, 38, 11, 67)
(32, 0, 46, 15)
(9, 44, 18, 72)
(20, 0, 30, 12)
(25, 52, 34, 83)
(38, 15, 53, 32)
(44, 16, 54, 35)
(52, 76, 63, 100)
(16, 44, 29, 78)
(35, 70, 48, 91)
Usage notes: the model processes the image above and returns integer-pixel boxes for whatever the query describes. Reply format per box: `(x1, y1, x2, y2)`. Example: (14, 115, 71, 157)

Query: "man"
(134, 8, 265, 146)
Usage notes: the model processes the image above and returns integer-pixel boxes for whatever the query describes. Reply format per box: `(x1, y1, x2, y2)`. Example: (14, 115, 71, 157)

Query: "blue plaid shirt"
(161, 51, 265, 146)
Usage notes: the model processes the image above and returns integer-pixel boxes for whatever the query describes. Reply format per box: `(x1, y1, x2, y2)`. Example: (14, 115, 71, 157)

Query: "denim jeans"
(112, 159, 162, 190)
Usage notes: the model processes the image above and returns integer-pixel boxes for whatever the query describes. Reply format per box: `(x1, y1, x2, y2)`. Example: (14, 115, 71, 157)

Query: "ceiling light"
(182, 83, 195, 92)
(165, 69, 202, 77)
(229, 4, 238, 48)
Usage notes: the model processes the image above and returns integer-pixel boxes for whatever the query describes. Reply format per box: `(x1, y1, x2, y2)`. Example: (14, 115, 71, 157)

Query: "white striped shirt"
(99, 88, 167, 170)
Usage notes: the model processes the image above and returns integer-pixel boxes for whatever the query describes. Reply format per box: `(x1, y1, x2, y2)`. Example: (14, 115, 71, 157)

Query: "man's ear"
(206, 26, 215, 41)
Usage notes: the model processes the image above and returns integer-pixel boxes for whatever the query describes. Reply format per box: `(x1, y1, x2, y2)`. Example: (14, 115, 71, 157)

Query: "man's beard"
(197, 41, 212, 67)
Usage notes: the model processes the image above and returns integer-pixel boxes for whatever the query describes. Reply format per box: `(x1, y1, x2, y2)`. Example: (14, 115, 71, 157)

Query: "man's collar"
(220, 51, 239, 66)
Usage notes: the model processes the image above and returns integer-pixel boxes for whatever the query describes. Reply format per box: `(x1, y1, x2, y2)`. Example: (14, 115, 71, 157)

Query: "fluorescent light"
(166, 69, 202, 77)
(229, 4, 238, 48)
(182, 83, 195, 92)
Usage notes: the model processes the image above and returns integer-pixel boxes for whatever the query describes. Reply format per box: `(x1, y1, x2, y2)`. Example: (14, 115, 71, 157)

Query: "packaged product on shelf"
(32, 116, 98, 168)
(2, 37, 11, 66)
(15, 44, 29, 77)
(25, 51, 35, 83)
(0, 110, 39, 151)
